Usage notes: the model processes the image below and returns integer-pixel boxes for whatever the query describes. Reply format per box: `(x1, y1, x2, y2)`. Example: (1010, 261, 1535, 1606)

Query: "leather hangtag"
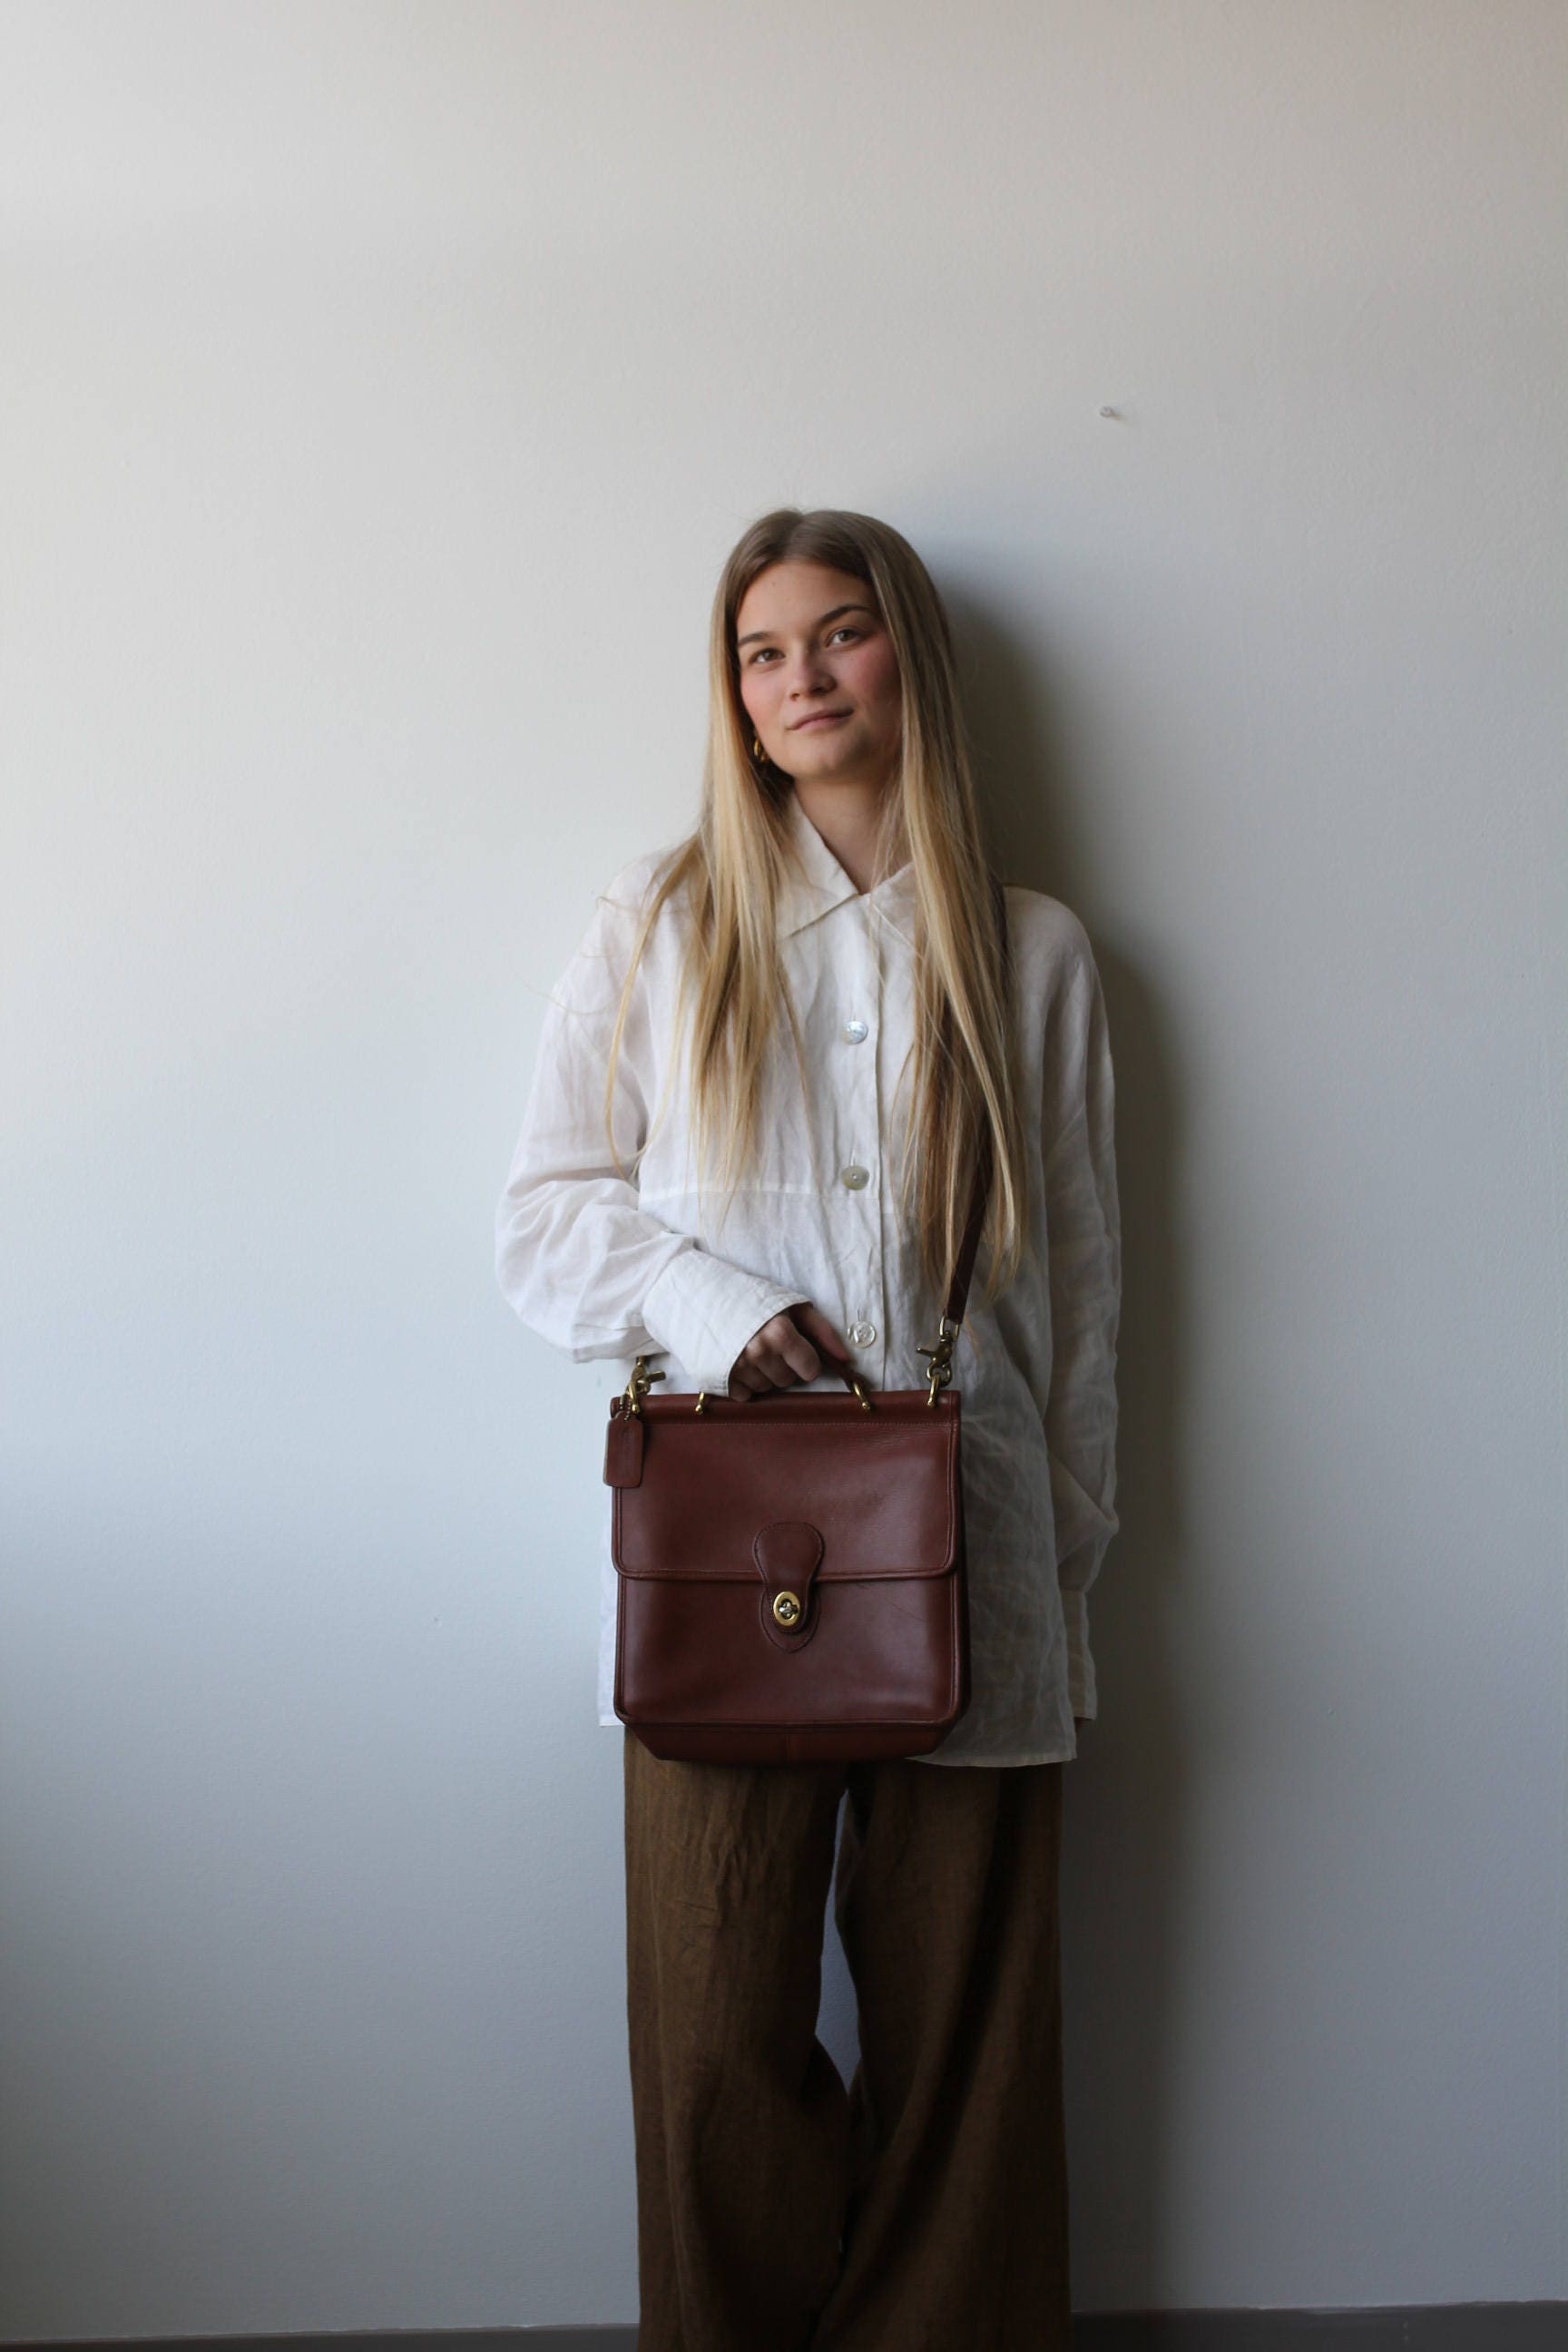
(603, 1406, 645, 1488)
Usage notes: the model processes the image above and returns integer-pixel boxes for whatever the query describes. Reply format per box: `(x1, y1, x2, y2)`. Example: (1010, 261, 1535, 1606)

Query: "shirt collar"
(776, 789, 916, 943)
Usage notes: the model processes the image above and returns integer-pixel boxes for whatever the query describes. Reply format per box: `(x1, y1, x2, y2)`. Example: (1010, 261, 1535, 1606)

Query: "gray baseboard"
(1074, 2313, 1566, 2349)
(5, 2313, 1568, 2349)
(4, 2317, 1564, 2349)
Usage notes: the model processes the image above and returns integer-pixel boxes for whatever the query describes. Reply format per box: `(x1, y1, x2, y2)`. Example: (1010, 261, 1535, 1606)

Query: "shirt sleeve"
(494, 868, 814, 1394)
(1041, 926, 1122, 1720)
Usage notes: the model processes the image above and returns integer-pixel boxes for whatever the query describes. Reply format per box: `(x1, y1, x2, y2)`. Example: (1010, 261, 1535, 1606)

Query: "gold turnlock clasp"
(620, 1355, 665, 1418)
(916, 1316, 961, 1406)
(772, 1590, 803, 1628)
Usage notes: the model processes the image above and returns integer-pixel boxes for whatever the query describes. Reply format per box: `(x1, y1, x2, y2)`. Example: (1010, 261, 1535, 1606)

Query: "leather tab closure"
(752, 1520, 825, 1652)
(604, 1403, 645, 1489)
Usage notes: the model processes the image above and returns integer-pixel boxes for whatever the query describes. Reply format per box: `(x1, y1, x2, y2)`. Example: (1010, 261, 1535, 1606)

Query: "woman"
(495, 506, 1121, 2350)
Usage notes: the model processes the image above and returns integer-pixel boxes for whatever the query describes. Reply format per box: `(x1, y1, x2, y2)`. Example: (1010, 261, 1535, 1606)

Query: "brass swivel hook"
(916, 1316, 960, 1406)
(619, 1355, 665, 1417)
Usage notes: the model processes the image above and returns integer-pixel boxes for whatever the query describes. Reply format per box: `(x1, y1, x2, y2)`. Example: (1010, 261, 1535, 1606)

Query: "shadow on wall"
(808, 584, 1186, 2308)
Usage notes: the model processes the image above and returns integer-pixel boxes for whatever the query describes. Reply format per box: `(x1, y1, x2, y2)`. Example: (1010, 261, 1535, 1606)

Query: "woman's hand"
(727, 1303, 852, 1398)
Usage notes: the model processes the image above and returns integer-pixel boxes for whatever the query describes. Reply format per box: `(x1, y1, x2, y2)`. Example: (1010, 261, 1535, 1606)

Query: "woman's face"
(734, 561, 903, 789)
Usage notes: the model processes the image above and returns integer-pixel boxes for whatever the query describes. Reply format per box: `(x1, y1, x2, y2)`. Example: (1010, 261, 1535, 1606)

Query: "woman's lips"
(792, 711, 849, 730)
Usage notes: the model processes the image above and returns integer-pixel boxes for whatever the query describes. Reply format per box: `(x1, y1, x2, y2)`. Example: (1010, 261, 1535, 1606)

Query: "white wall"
(2, 1, 1563, 2334)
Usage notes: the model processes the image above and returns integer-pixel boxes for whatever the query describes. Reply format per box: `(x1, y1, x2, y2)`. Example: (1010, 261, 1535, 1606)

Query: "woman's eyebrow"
(736, 602, 877, 649)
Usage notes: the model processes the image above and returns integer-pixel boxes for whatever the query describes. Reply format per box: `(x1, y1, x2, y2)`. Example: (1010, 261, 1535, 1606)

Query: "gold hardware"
(621, 1355, 665, 1417)
(694, 1391, 709, 1414)
(772, 1590, 803, 1627)
(916, 1316, 960, 1406)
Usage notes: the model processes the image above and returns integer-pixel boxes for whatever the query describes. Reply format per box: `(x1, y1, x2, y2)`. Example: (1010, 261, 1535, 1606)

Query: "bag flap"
(611, 1389, 961, 1581)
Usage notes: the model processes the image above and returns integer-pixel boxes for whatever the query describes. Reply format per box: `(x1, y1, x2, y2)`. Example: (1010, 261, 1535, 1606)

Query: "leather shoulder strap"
(940, 868, 1010, 1331)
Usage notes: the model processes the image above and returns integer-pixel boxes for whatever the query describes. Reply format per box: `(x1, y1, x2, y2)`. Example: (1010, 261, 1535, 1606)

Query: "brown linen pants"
(622, 1728, 1073, 2351)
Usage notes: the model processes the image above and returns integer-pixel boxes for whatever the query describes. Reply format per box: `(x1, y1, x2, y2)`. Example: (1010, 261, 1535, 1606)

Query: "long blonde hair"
(600, 505, 1029, 1327)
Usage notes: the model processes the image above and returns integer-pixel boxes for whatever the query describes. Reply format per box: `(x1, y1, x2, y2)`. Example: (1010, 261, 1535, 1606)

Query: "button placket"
(837, 914, 884, 1360)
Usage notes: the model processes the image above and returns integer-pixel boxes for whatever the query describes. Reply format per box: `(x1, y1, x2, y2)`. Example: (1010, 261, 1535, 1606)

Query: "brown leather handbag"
(602, 874, 1008, 1765)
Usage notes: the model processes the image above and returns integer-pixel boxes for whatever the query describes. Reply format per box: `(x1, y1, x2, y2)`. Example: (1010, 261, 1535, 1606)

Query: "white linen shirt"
(494, 789, 1121, 1765)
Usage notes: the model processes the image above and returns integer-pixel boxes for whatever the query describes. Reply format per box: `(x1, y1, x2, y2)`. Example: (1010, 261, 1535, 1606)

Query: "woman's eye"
(746, 627, 862, 664)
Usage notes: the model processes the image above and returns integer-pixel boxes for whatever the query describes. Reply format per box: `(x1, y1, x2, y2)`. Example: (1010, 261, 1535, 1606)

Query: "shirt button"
(842, 1018, 868, 1043)
(849, 1321, 877, 1346)
(840, 1163, 870, 1190)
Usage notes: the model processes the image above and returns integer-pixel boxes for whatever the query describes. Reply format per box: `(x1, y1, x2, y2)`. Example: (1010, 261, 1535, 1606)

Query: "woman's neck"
(790, 780, 901, 895)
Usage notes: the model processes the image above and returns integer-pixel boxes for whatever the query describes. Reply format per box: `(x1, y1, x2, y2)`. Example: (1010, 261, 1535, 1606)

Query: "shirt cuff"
(1059, 1586, 1097, 1720)
(641, 1250, 815, 1396)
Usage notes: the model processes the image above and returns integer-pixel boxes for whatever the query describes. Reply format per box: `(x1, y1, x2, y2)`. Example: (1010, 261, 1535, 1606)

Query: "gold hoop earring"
(752, 734, 767, 763)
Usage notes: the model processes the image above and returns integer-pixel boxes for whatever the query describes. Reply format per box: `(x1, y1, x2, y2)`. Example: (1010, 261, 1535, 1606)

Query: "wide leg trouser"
(622, 1728, 1072, 2352)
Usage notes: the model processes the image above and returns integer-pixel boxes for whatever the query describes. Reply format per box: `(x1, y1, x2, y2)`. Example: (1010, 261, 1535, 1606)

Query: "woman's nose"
(784, 651, 835, 694)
